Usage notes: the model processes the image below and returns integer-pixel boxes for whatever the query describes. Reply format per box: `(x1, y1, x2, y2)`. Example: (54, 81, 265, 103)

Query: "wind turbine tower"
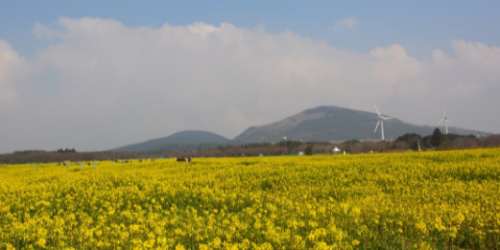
(439, 112, 449, 135)
(373, 106, 394, 141)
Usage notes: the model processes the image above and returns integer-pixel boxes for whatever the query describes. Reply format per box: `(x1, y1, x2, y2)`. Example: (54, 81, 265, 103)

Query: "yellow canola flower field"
(0, 148, 499, 249)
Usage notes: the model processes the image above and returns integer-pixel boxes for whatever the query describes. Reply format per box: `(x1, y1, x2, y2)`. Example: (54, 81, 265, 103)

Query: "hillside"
(115, 130, 230, 153)
(234, 106, 484, 143)
(114, 106, 487, 153)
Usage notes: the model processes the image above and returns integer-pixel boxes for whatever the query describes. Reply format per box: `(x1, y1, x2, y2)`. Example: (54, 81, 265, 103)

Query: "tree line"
(1, 130, 499, 163)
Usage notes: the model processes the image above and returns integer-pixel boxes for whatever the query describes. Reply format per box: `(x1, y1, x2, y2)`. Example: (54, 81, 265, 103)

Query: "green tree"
(431, 128, 443, 147)
(304, 145, 313, 155)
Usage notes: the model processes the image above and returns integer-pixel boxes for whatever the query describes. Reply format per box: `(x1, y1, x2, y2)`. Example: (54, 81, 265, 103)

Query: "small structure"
(332, 146, 341, 154)
(298, 151, 304, 156)
(176, 156, 192, 163)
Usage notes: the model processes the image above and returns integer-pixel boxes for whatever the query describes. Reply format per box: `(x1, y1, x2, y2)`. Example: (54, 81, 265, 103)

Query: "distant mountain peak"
(114, 130, 229, 153)
(303, 105, 345, 114)
(115, 105, 487, 152)
(234, 105, 482, 143)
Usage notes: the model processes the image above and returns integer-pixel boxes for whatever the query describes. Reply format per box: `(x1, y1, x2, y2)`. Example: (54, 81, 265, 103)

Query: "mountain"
(115, 106, 487, 152)
(115, 130, 230, 153)
(234, 106, 485, 143)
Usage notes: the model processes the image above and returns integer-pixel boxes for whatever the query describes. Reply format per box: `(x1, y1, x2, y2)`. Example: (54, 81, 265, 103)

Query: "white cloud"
(333, 17, 359, 31)
(0, 40, 22, 105)
(0, 17, 499, 152)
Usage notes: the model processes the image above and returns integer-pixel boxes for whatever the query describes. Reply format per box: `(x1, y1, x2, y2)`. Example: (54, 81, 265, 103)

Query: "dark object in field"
(176, 156, 192, 163)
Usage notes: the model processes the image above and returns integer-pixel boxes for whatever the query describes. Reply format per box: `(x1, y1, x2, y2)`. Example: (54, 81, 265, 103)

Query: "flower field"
(0, 149, 499, 249)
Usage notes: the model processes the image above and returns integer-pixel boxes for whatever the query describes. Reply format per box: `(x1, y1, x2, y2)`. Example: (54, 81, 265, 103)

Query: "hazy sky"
(1, 1, 500, 152)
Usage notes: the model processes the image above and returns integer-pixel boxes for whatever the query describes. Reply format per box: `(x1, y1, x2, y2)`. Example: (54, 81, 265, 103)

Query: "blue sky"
(2, 0, 500, 56)
(1, 1, 500, 152)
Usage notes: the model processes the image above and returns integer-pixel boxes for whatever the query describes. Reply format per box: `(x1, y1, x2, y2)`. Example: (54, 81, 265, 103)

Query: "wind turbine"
(438, 112, 449, 135)
(373, 106, 393, 141)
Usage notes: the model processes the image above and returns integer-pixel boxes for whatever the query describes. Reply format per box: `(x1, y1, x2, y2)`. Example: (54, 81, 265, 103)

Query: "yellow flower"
(313, 241, 331, 250)
(452, 213, 465, 225)
(415, 221, 427, 234)
(351, 207, 361, 217)
(5, 243, 16, 250)
(175, 243, 186, 250)
(211, 237, 222, 248)
(0, 148, 498, 249)
(449, 226, 459, 238)
(434, 217, 446, 232)
(36, 238, 47, 248)
(352, 239, 360, 246)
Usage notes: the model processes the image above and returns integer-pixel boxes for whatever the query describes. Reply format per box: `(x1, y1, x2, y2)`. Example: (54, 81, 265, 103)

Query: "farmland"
(0, 149, 499, 249)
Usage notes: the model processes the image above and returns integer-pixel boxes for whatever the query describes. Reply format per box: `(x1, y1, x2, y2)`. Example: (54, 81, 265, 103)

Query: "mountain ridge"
(114, 130, 230, 153)
(114, 105, 487, 152)
(233, 105, 485, 143)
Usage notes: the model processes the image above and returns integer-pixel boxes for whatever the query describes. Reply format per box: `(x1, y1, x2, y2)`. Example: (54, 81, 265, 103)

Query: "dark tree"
(431, 128, 443, 147)
(395, 133, 422, 150)
(304, 145, 313, 155)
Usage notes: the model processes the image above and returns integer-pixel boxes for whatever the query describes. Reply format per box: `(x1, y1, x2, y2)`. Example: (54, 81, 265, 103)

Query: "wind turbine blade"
(374, 120, 380, 133)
